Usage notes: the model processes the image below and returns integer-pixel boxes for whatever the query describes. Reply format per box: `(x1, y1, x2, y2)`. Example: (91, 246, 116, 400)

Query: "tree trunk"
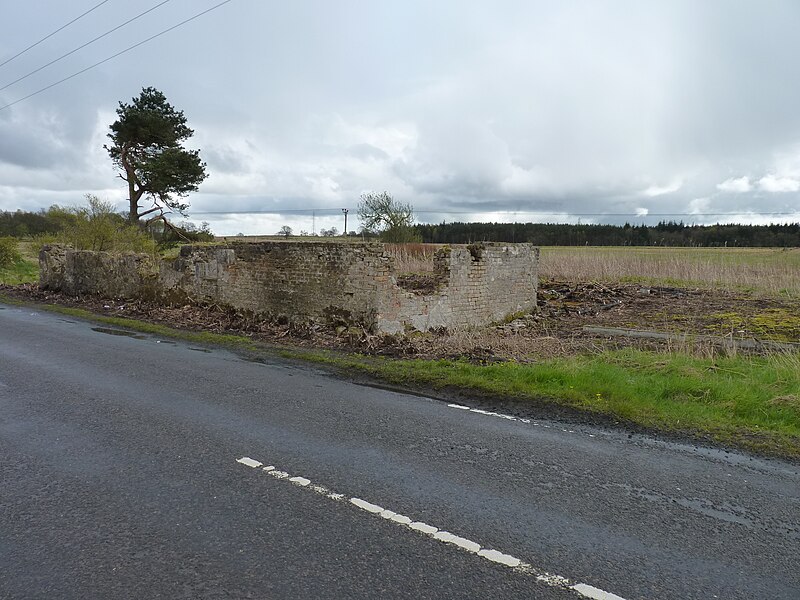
(125, 161, 143, 226)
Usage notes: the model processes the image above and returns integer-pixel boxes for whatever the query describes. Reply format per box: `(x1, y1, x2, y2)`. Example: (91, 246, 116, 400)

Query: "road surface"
(1, 303, 798, 599)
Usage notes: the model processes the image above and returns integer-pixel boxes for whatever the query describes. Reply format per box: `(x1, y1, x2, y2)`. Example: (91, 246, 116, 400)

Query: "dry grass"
(539, 247, 800, 297)
(384, 243, 440, 274)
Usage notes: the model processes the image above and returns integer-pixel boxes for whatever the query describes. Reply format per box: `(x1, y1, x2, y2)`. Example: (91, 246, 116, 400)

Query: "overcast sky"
(1, 0, 799, 235)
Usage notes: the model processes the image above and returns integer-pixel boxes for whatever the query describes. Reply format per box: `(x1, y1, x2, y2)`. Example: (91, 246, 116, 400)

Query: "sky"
(1, 0, 799, 236)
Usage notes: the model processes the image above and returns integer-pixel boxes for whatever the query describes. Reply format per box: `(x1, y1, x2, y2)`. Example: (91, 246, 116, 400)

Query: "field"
(539, 246, 800, 297)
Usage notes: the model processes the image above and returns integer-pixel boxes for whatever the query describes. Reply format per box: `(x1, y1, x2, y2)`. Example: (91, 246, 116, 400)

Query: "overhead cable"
(0, 0, 234, 112)
(0, 0, 173, 92)
(189, 209, 800, 217)
(0, 0, 113, 69)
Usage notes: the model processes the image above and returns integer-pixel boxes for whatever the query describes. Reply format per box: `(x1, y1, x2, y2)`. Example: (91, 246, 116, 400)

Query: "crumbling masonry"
(39, 241, 538, 334)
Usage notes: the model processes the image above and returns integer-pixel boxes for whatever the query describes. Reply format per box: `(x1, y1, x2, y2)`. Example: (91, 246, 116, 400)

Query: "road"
(1, 302, 798, 599)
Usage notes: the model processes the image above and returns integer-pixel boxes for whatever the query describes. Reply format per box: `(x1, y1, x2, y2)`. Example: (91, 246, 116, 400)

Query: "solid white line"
(236, 457, 628, 600)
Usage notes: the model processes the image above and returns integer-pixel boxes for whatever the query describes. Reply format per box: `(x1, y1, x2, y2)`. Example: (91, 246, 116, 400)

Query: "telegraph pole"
(342, 208, 349, 236)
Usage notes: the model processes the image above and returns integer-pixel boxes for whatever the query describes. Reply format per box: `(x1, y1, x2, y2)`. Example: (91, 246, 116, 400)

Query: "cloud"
(642, 180, 683, 197)
(758, 174, 800, 192)
(716, 176, 752, 193)
(5, 0, 800, 234)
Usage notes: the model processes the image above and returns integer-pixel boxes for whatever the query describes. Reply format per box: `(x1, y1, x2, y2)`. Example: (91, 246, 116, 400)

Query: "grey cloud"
(3, 1, 800, 231)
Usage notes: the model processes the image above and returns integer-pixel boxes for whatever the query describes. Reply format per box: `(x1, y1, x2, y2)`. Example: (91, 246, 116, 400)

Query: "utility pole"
(342, 208, 349, 236)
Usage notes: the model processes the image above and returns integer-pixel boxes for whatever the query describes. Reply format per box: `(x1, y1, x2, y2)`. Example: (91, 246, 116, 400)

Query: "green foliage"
(357, 191, 420, 242)
(0, 236, 21, 268)
(54, 195, 156, 253)
(106, 86, 207, 224)
(380, 224, 422, 243)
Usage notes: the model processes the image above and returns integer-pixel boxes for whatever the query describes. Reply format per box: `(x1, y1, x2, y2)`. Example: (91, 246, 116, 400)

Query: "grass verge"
(2, 294, 798, 459)
(281, 347, 800, 460)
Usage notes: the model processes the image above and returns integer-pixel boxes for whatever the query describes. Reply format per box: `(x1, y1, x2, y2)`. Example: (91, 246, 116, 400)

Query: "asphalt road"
(1, 303, 798, 599)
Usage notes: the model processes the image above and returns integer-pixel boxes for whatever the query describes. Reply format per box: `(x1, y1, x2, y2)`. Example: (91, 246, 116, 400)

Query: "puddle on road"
(91, 327, 147, 340)
(189, 347, 212, 353)
(155, 340, 176, 345)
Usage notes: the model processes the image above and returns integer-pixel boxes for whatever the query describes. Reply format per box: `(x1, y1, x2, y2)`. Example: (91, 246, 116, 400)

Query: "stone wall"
(40, 241, 538, 333)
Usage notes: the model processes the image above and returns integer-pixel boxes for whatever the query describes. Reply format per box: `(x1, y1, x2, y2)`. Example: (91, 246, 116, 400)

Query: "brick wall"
(40, 241, 538, 333)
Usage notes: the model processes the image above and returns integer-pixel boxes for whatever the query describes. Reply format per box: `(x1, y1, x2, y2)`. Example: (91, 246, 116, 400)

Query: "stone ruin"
(39, 241, 539, 334)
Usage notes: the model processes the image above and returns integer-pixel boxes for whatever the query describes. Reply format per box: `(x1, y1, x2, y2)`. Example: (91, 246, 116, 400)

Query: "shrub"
(57, 195, 156, 254)
(0, 236, 21, 268)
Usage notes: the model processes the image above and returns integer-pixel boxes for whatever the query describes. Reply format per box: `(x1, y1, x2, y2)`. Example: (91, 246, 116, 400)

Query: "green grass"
(0, 258, 38, 285)
(282, 347, 800, 459)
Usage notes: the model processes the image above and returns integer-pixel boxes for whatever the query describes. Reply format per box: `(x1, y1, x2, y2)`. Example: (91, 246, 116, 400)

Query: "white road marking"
(478, 548, 521, 567)
(570, 583, 627, 600)
(409, 522, 438, 534)
(351, 497, 384, 514)
(236, 456, 628, 600)
(447, 404, 601, 441)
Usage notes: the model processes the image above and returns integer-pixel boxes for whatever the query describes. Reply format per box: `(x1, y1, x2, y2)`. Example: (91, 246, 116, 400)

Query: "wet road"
(1, 303, 798, 599)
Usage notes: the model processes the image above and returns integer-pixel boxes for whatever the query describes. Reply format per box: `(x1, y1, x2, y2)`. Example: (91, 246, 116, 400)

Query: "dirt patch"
(395, 273, 444, 295)
(3, 279, 799, 360)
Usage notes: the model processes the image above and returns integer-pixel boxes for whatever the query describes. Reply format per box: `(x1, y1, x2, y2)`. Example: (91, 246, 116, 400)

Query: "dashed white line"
(570, 583, 628, 600)
(350, 497, 383, 514)
(477, 548, 522, 567)
(236, 456, 628, 600)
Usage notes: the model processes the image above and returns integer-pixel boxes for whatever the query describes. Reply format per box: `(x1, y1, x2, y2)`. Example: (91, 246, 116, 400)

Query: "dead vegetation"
(6, 275, 799, 363)
(539, 246, 800, 297)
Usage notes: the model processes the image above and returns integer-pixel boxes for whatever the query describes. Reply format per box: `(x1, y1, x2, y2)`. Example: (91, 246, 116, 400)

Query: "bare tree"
(357, 191, 420, 242)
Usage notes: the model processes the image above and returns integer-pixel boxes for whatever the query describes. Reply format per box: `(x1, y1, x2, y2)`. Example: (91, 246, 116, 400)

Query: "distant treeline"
(414, 221, 800, 247)
(0, 207, 213, 246)
(1, 208, 69, 237)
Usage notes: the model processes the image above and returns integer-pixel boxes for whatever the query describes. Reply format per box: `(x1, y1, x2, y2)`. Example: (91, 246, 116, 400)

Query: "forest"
(413, 220, 800, 247)
(3, 208, 799, 247)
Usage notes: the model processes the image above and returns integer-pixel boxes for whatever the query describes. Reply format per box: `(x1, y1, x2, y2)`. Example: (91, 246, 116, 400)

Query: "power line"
(190, 209, 800, 217)
(0, 0, 173, 93)
(0, 0, 234, 112)
(0, 0, 113, 69)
